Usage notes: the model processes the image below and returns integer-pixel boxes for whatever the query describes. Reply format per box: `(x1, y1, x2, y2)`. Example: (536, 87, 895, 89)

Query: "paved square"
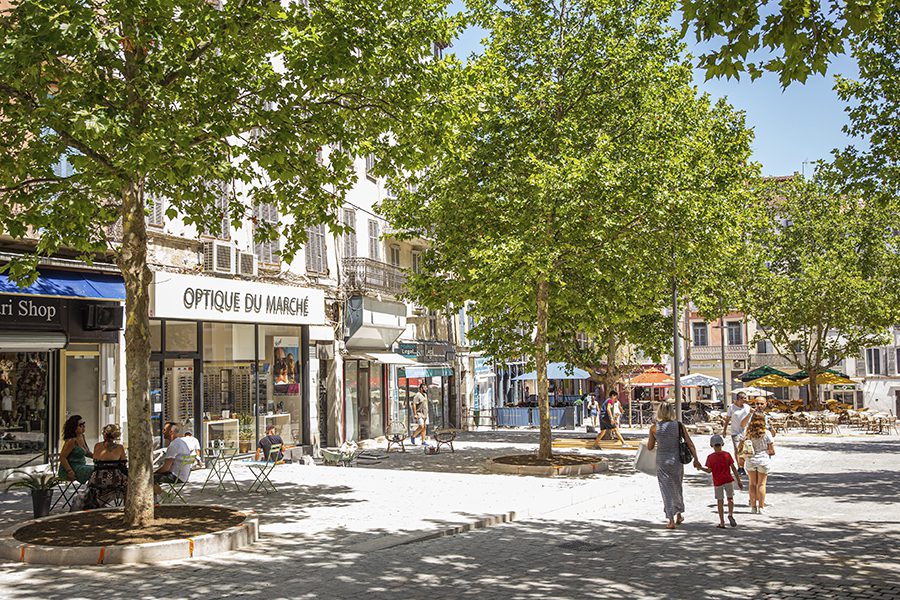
(1, 430, 898, 599)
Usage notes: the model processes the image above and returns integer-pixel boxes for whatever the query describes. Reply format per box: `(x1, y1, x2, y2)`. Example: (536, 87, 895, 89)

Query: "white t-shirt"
(727, 403, 752, 436)
(164, 437, 193, 482)
(182, 434, 201, 455)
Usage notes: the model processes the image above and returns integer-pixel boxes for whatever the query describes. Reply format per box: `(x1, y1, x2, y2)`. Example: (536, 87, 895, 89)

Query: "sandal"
(728, 516, 737, 527)
(716, 524, 726, 529)
(676, 515, 684, 525)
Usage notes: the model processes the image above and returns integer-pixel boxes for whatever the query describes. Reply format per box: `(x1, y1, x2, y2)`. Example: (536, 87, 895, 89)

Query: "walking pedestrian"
(594, 391, 626, 445)
(410, 383, 429, 446)
(722, 391, 751, 475)
(740, 412, 775, 514)
(699, 434, 743, 528)
(588, 394, 599, 428)
(647, 402, 702, 529)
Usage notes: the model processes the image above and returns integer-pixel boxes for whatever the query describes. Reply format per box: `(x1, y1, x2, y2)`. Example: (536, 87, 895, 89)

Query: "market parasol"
(737, 365, 792, 382)
(792, 369, 855, 386)
(731, 386, 775, 397)
(512, 362, 591, 381)
(628, 370, 675, 387)
(749, 373, 801, 388)
(681, 373, 722, 388)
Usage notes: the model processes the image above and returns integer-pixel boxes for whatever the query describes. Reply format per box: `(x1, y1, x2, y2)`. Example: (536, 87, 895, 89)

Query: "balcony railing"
(342, 257, 407, 298)
(689, 344, 748, 361)
(749, 353, 804, 368)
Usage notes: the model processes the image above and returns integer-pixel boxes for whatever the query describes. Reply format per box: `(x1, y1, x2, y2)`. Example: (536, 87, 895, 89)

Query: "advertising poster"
(272, 336, 300, 397)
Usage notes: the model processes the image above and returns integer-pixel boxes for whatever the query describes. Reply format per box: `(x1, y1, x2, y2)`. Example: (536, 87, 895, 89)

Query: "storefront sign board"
(150, 272, 326, 325)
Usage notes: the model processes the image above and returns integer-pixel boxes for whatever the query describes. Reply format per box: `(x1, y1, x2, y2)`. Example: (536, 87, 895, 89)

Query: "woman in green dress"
(59, 414, 93, 483)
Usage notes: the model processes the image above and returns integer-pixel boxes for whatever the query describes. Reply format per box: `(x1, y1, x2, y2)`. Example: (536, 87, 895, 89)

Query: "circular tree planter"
(486, 454, 608, 476)
(0, 505, 257, 565)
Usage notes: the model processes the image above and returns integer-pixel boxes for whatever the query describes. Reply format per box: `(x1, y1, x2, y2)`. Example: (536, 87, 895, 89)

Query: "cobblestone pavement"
(1, 431, 898, 600)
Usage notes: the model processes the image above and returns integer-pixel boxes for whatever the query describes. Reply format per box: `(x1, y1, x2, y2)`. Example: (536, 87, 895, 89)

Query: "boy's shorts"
(714, 482, 735, 500)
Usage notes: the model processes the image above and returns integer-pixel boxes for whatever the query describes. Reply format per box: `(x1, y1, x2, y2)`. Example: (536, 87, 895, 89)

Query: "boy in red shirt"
(700, 434, 743, 528)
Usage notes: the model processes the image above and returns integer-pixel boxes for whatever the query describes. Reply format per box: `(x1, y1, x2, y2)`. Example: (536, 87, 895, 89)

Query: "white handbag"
(633, 442, 657, 476)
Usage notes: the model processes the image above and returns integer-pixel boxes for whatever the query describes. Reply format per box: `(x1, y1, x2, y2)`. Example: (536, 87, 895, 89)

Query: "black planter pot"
(31, 489, 53, 519)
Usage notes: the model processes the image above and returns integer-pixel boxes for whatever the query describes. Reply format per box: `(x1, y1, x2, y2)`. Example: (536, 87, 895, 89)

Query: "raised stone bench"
(485, 455, 609, 476)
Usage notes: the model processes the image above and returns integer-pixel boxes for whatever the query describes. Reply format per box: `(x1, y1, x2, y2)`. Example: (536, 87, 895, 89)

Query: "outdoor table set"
(201, 446, 240, 493)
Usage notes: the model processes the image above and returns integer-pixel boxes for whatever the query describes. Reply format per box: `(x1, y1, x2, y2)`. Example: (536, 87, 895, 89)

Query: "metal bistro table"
(201, 446, 240, 493)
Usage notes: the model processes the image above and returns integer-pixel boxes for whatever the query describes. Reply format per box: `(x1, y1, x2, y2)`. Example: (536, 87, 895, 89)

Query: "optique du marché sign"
(150, 271, 325, 325)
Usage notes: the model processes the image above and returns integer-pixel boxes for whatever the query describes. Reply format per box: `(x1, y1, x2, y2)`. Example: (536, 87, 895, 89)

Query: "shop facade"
(341, 295, 407, 442)
(396, 341, 457, 433)
(0, 267, 124, 473)
(148, 271, 326, 452)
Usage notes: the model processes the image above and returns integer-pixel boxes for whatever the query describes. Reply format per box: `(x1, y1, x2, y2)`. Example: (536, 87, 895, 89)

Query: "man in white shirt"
(722, 392, 752, 475)
(154, 422, 193, 495)
(182, 430, 203, 467)
(410, 384, 430, 446)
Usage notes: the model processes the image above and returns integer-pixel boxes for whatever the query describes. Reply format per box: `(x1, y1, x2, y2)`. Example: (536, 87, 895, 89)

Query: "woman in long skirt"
(648, 402, 701, 529)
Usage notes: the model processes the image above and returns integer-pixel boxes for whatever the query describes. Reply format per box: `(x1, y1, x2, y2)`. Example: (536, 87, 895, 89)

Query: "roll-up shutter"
(0, 332, 67, 350)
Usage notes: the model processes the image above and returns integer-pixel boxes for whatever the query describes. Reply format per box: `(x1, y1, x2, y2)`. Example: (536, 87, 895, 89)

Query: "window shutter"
(856, 351, 866, 377)
(368, 219, 380, 260)
(887, 346, 897, 375)
(342, 209, 357, 257)
(254, 203, 280, 264)
(147, 195, 165, 227)
(306, 224, 327, 273)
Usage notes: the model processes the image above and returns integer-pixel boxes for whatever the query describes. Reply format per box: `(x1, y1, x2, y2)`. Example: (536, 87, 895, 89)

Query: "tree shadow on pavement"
(4, 515, 899, 600)
(776, 469, 900, 505)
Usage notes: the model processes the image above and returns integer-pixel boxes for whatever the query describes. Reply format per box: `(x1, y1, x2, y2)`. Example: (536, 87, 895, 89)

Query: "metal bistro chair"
(247, 444, 282, 494)
(159, 455, 196, 504)
(49, 454, 84, 512)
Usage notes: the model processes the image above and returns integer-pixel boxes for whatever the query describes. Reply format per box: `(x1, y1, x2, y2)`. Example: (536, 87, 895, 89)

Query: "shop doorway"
(63, 350, 100, 445)
(150, 357, 200, 445)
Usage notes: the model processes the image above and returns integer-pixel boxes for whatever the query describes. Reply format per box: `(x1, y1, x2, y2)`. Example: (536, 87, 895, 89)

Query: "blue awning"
(512, 362, 591, 381)
(0, 267, 125, 301)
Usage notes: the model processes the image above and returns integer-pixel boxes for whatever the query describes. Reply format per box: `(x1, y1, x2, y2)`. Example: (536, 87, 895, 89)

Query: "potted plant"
(3, 470, 59, 519)
(238, 414, 254, 454)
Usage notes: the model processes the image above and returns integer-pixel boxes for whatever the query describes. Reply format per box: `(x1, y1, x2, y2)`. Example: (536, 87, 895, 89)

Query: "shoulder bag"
(677, 422, 694, 464)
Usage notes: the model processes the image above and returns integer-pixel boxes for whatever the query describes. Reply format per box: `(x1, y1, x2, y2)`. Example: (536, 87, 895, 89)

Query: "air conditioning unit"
(201, 240, 234, 275)
(733, 360, 747, 370)
(236, 251, 258, 276)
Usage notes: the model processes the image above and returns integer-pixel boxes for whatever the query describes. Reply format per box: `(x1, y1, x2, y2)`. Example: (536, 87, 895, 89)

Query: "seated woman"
(83, 424, 128, 509)
(58, 415, 94, 484)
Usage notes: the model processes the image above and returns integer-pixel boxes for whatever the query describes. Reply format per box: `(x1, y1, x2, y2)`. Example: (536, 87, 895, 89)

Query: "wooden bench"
(432, 429, 459, 453)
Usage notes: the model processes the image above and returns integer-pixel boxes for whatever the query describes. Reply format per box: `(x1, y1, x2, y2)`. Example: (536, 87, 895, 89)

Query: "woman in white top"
(740, 412, 775, 514)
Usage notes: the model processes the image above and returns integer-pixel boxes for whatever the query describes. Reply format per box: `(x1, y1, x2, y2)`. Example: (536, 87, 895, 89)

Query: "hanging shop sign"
(150, 271, 326, 325)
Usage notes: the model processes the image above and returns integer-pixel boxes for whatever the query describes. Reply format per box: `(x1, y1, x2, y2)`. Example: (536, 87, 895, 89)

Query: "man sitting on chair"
(255, 425, 284, 461)
(154, 422, 193, 497)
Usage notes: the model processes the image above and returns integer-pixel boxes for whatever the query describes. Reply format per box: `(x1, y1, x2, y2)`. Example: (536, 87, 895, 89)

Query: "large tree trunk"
(118, 179, 155, 526)
(535, 277, 552, 460)
(604, 329, 618, 396)
(807, 366, 819, 410)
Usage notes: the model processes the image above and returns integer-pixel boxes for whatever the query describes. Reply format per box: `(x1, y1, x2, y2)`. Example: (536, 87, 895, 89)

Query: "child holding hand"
(700, 434, 743, 528)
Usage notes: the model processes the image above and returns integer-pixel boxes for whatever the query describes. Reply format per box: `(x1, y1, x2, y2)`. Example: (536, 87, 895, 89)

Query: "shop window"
(201, 323, 256, 449)
(0, 352, 50, 470)
(258, 325, 303, 447)
(345, 360, 359, 441)
(165, 321, 198, 353)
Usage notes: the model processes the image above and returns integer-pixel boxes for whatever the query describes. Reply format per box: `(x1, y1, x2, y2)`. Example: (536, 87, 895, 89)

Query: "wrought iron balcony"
(689, 344, 749, 361)
(342, 257, 407, 298)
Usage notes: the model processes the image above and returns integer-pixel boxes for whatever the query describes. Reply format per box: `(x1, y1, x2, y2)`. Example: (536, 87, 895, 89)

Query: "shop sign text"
(0, 296, 61, 325)
(183, 287, 310, 318)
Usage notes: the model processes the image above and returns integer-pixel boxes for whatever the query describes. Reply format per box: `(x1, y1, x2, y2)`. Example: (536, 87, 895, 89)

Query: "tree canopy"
(733, 175, 900, 406)
(0, 0, 458, 524)
(384, 0, 755, 457)
(681, 0, 891, 86)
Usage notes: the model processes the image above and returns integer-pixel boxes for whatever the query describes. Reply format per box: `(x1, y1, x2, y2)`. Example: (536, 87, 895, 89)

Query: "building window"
(691, 322, 708, 347)
(365, 154, 376, 181)
(52, 153, 75, 178)
(726, 321, 743, 346)
(866, 348, 883, 375)
(896, 347, 900, 375)
(756, 339, 773, 354)
(147, 195, 165, 227)
(305, 223, 327, 274)
(341, 209, 357, 257)
(389, 245, 401, 267)
(411, 250, 422, 274)
(368, 219, 381, 260)
(203, 182, 230, 240)
(254, 203, 280, 264)
(431, 42, 443, 60)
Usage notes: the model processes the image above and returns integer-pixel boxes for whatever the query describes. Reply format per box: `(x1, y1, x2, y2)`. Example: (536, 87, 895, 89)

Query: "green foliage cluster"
(681, 0, 890, 86)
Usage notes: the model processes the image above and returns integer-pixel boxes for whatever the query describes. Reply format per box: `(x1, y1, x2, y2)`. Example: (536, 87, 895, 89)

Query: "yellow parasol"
(795, 372, 856, 386)
(750, 373, 801, 388)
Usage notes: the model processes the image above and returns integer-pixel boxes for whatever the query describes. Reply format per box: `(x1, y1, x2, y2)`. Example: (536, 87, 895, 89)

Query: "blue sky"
(447, 15, 860, 177)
